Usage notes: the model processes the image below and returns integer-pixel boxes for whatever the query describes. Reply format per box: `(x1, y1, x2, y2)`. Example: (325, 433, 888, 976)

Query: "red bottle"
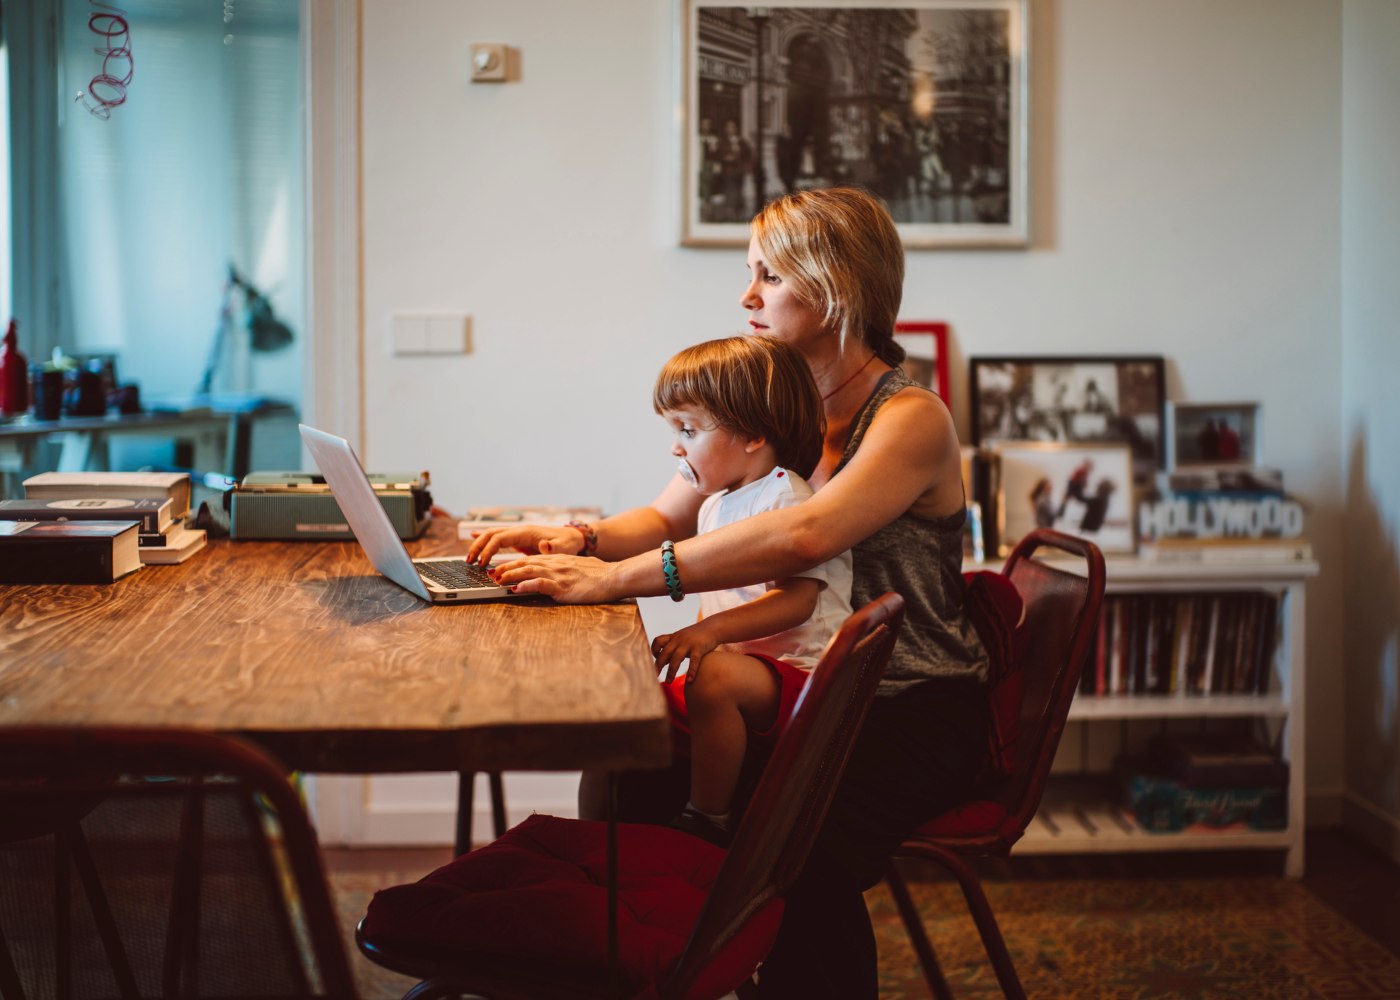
(0, 319, 28, 416)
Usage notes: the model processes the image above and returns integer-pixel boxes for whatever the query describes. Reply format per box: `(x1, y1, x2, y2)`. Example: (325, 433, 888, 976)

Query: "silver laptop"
(300, 424, 521, 604)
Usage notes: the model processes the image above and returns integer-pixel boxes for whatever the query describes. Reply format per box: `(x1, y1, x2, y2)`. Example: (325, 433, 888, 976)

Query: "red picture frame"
(893, 321, 950, 402)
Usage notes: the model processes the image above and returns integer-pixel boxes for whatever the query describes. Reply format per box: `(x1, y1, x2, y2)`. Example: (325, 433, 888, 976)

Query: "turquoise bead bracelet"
(660, 540, 684, 602)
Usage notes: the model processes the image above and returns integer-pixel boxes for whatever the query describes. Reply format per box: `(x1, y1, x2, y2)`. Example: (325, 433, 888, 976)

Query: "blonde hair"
(653, 336, 825, 479)
(752, 186, 906, 365)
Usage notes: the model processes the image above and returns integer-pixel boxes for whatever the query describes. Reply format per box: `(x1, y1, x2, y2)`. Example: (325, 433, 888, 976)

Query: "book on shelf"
(0, 520, 142, 584)
(138, 524, 207, 565)
(1137, 537, 1313, 564)
(0, 496, 175, 535)
(23, 471, 191, 518)
(1083, 590, 1279, 697)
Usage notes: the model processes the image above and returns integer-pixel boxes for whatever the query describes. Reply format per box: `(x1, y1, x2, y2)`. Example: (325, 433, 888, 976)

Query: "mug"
(30, 366, 64, 421)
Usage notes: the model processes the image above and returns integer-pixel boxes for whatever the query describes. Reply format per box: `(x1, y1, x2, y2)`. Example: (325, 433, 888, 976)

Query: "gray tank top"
(837, 369, 990, 694)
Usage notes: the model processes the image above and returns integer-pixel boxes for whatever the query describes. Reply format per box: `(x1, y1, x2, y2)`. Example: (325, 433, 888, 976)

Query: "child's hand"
(651, 623, 720, 684)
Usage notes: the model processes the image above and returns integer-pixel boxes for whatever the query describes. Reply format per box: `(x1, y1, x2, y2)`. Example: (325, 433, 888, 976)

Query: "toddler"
(649, 336, 852, 844)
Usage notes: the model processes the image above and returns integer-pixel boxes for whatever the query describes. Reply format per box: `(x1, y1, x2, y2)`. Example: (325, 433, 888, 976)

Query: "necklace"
(821, 353, 876, 402)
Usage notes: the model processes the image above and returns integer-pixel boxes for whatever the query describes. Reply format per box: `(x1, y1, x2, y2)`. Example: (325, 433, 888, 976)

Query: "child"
(649, 336, 852, 844)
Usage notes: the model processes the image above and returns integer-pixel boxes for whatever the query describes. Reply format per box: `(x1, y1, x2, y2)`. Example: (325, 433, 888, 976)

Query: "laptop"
(299, 424, 523, 604)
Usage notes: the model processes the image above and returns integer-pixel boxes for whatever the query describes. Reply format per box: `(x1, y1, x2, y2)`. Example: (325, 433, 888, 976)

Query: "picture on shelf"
(1166, 401, 1260, 470)
(893, 321, 949, 400)
(996, 441, 1135, 555)
(970, 355, 1166, 484)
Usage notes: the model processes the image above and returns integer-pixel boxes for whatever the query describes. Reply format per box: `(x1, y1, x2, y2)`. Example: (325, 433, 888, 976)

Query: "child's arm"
(652, 577, 821, 683)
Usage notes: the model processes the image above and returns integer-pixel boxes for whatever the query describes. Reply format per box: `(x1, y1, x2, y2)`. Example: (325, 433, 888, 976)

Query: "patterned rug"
(331, 869, 1400, 999)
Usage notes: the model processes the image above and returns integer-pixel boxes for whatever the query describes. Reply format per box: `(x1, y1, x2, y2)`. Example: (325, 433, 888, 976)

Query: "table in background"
(0, 517, 670, 850)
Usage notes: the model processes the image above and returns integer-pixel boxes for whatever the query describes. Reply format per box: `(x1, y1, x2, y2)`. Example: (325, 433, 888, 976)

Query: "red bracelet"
(565, 520, 598, 557)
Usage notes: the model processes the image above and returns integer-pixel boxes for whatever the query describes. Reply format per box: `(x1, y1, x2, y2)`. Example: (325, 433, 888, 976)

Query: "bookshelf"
(1010, 554, 1318, 877)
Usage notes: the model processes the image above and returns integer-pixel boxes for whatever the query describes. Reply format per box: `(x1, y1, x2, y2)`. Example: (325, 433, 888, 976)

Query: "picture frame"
(893, 321, 949, 400)
(1166, 401, 1261, 471)
(969, 355, 1166, 485)
(680, 0, 1030, 248)
(995, 441, 1136, 556)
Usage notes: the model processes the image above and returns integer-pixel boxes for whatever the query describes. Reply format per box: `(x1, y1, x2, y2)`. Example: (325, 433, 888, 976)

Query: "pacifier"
(677, 458, 699, 488)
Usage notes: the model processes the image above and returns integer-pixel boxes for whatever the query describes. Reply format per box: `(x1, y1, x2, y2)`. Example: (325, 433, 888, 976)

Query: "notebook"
(299, 424, 523, 604)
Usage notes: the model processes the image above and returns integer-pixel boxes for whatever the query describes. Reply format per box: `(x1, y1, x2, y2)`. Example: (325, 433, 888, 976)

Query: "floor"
(326, 826, 1400, 995)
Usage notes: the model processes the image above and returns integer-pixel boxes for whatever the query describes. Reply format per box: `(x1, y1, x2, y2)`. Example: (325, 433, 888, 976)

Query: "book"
(138, 525, 208, 565)
(0, 496, 174, 535)
(456, 505, 603, 537)
(1137, 537, 1313, 564)
(0, 520, 142, 584)
(23, 471, 191, 518)
(138, 517, 188, 547)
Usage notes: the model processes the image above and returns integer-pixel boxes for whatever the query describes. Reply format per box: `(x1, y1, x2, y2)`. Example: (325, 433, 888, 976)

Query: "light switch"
(391, 315, 429, 355)
(427, 315, 470, 354)
(471, 43, 508, 83)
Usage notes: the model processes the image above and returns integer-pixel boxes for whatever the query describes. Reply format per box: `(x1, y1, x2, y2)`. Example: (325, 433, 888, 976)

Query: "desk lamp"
(196, 265, 294, 397)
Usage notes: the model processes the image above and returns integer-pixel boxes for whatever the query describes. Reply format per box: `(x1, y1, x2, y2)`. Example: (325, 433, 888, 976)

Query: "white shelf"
(1068, 694, 1288, 720)
(1011, 560, 1310, 878)
(1018, 803, 1294, 855)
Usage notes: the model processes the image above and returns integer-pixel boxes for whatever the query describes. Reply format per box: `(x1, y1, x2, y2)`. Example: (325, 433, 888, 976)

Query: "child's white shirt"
(696, 466, 854, 671)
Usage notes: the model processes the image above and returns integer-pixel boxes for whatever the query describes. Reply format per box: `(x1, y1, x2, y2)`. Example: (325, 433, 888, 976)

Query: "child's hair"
(653, 336, 825, 479)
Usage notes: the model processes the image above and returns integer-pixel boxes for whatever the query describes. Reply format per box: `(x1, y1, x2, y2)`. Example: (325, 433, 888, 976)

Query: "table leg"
(488, 772, 507, 839)
(608, 772, 618, 1000)
(454, 771, 474, 857)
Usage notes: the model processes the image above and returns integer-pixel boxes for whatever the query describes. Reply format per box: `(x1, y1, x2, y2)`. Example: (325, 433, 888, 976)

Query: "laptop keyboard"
(417, 559, 499, 590)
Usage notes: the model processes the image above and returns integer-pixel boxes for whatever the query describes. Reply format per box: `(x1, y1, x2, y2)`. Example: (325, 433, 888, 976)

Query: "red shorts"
(660, 653, 810, 755)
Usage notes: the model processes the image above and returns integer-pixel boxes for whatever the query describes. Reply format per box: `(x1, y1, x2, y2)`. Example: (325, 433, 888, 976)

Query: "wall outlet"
(392, 314, 471, 356)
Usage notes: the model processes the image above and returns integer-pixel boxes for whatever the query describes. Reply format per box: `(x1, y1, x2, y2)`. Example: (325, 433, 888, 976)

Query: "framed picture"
(996, 441, 1136, 556)
(680, 0, 1030, 248)
(894, 321, 949, 400)
(1166, 401, 1261, 470)
(969, 355, 1166, 485)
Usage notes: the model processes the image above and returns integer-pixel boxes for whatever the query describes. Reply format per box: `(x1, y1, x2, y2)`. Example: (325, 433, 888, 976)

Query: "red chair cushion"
(914, 799, 1008, 838)
(963, 571, 1027, 778)
(360, 814, 784, 1000)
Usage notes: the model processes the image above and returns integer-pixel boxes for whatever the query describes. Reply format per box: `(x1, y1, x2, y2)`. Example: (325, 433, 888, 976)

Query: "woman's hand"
(651, 621, 721, 684)
(466, 524, 583, 565)
(489, 553, 617, 604)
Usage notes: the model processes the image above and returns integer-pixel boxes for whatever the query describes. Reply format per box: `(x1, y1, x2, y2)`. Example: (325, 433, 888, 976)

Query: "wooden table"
(0, 517, 670, 827)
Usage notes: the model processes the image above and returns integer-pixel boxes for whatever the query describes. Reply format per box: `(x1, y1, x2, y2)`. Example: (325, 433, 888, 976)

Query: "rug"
(331, 869, 1400, 999)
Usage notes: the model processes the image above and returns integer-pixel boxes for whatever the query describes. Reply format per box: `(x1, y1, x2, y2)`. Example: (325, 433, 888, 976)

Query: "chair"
(885, 528, 1106, 1000)
(355, 592, 906, 1000)
(0, 727, 357, 999)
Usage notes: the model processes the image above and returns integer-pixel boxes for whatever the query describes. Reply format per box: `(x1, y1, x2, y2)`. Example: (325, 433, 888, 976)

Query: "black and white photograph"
(996, 442, 1136, 556)
(681, 0, 1028, 247)
(970, 355, 1166, 485)
(1167, 401, 1261, 471)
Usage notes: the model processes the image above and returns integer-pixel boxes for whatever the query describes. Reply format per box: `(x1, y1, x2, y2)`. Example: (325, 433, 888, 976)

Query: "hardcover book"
(0, 520, 142, 584)
(0, 496, 174, 535)
(23, 471, 191, 518)
(138, 525, 207, 565)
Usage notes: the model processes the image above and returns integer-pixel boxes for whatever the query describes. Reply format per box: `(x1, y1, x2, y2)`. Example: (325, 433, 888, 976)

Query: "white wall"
(1341, 0, 1400, 860)
(350, 0, 1356, 837)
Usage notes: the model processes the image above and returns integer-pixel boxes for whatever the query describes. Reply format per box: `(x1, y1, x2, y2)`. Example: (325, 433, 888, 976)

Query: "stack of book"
(0, 472, 208, 582)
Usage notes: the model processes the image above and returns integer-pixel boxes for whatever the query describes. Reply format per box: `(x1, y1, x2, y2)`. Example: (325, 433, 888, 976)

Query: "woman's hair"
(752, 186, 906, 366)
(653, 336, 825, 479)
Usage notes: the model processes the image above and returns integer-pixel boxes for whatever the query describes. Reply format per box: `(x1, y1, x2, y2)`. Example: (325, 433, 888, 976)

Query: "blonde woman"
(469, 187, 990, 999)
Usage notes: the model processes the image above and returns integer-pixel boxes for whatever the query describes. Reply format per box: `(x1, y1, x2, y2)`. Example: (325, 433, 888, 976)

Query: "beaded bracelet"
(565, 520, 598, 557)
(660, 540, 684, 602)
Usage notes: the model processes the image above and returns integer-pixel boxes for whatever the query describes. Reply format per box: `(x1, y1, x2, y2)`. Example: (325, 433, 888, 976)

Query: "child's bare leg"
(685, 651, 781, 818)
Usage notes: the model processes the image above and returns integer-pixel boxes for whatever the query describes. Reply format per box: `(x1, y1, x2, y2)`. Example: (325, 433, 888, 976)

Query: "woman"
(467, 186, 990, 999)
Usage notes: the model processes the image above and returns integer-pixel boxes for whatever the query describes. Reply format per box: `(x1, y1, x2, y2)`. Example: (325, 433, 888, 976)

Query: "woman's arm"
(495, 389, 960, 602)
(466, 473, 704, 563)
